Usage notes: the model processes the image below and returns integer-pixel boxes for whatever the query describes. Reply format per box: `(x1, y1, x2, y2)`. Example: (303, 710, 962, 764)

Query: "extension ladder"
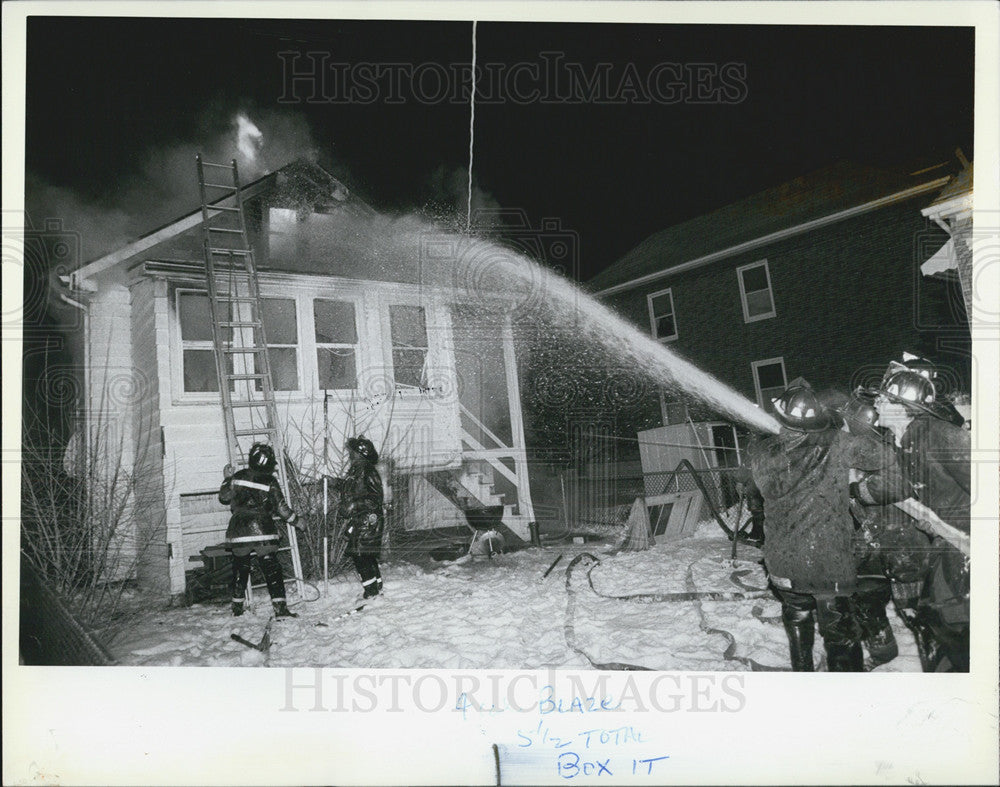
(196, 155, 304, 602)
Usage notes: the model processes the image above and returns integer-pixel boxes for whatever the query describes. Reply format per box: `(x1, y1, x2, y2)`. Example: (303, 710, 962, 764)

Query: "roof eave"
(68, 171, 279, 288)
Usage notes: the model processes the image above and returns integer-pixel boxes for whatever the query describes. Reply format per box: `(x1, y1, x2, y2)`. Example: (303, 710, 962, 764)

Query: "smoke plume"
(25, 107, 319, 266)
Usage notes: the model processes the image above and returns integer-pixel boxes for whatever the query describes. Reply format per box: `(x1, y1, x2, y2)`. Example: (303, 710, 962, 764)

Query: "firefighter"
(842, 386, 933, 669)
(873, 364, 971, 671)
(748, 378, 899, 672)
(219, 442, 302, 619)
(335, 436, 385, 601)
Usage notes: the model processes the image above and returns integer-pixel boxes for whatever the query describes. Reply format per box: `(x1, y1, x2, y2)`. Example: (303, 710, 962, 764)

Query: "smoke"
(25, 107, 319, 265)
(423, 164, 503, 229)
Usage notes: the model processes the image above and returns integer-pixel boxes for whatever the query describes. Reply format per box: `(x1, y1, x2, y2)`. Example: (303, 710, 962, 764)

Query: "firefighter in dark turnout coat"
(874, 366, 971, 671)
(219, 443, 301, 618)
(843, 387, 932, 668)
(336, 436, 385, 599)
(749, 379, 900, 671)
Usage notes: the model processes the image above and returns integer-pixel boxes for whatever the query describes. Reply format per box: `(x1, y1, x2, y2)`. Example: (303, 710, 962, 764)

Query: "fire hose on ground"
(563, 553, 787, 671)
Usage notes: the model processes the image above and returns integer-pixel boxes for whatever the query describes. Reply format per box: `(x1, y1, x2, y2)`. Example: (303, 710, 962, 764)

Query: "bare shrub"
(20, 385, 162, 634)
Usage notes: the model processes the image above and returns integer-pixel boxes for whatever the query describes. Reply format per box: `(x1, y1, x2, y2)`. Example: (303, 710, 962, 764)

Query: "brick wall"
(603, 199, 971, 418)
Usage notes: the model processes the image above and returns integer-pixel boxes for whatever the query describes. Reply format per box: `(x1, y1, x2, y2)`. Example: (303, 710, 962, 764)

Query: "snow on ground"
(109, 519, 923, 671)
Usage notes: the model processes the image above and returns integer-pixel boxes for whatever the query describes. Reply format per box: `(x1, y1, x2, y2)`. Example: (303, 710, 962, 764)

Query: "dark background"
(21, 17, 975, 445)
(24, 18, 974, 278)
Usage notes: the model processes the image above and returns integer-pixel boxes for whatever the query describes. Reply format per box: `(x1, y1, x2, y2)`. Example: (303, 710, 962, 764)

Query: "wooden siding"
(142, 274, 470, 582)
(128, 278, 171, 596)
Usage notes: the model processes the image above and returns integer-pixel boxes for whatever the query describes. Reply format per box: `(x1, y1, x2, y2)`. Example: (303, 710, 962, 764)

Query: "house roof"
(588, 160, 953, 295)
(68, 159, 372, 286)
(68, 156, 519, 294)
(928, 162, 973, 207)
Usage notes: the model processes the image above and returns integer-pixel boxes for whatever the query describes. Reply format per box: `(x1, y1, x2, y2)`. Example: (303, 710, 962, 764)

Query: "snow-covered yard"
(109, 520, 922, 671)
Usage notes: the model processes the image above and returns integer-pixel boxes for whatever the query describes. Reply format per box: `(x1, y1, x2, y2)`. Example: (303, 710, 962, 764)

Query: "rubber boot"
(825, 640, 865, 672)
(855, 579, 898, 668)
(231, 554, 251, 616)
(864, 621, 898, 668)
(260, 553, 287, 600)
(782, 606, 816, 672)
(273, 600, 298, 619)
(358, 555, 380, 598)
(746, 513, 765, 546)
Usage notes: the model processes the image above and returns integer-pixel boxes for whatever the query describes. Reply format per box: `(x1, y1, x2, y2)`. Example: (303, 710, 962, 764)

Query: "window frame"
(751, 356, 788, 410)
(387, 303, 432, 391)
(736, 260, 776, 323)
(175, 287, 228, 397)
(312, 297, 362, 392)
(256, 296, 303, 394)
(646, 287, 679, 342)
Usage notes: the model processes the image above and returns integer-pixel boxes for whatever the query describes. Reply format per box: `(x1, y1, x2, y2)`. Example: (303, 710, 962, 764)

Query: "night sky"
(24, 17, 974, 280)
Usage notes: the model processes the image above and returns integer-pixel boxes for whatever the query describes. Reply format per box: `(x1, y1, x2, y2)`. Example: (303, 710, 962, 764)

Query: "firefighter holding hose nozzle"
(748, 378, 901, 671)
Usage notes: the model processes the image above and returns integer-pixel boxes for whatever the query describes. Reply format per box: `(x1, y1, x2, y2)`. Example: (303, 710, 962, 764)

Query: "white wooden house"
(61, 161, 534, 600)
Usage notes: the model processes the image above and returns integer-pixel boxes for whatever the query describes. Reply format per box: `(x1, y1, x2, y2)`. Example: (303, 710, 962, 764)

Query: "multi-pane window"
(752, 357, 787, 411)
(314, 299, 358, 390)
(256, 298, 299, 391)
(389, 305, 429, 389)
(179, 291, 230, 393)
(647, 288, 678, 341)
(737, 261, 776, 322)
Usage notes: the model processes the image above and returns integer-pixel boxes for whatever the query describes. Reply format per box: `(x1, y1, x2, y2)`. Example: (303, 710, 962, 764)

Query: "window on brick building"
(751, 357, 787, 411)
(647, 288, 678, 341)
(737, 260, 776, 322)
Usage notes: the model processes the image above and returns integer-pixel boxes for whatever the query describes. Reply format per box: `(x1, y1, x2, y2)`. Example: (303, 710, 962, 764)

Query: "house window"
(751, 357, 787, 411)
(178, 291, 230, 393)
(389, 305, 429, 389)
(256, 298, 299, 391)
(314, 299, 358, 390)
(737, 261, 776, 322)
(647, 288, 678, 341)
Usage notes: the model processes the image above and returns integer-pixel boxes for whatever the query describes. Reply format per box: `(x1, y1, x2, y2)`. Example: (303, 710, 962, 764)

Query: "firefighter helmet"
(347, 436, 379, 463)
(248, 442, 277, 473)
(842, 387, 880, 435)
(772, 381, 831, 432)
(903, 355, 938, 380)
(880, 369, 936, 413)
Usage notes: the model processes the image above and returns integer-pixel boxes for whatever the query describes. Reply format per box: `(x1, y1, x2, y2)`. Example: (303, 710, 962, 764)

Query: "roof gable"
(69, 160, 369, 285)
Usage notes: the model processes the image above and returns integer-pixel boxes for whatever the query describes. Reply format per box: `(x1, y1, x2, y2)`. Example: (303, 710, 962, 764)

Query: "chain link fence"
(557, 464, 747, 535)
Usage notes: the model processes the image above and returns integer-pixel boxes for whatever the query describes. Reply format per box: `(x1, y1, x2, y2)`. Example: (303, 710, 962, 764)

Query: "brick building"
(588, 160, 971, 470)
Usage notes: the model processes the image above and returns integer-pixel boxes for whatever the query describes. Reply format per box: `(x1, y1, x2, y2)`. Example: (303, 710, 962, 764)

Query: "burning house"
(57, 160, 536, 602)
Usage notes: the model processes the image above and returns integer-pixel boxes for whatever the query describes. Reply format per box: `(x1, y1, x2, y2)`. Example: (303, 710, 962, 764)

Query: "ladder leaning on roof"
(195, 154, 305, 601)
